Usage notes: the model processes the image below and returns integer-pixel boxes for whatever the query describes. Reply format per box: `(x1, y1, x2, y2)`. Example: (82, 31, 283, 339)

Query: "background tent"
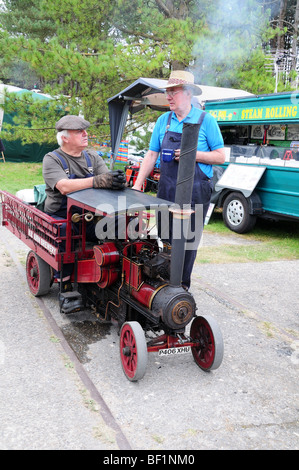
(0, 85, 56, 162)
(107, 77, 254, 164)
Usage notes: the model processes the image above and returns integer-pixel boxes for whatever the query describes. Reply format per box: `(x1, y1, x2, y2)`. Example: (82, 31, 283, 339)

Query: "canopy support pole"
(111, 102, 130, 169)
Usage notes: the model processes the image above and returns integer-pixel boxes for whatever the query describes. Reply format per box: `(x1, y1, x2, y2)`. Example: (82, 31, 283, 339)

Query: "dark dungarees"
(157, 111, 213, 289)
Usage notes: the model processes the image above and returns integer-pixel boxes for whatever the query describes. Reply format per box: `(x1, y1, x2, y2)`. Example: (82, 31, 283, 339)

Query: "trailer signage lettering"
(28, 229, 57, 256)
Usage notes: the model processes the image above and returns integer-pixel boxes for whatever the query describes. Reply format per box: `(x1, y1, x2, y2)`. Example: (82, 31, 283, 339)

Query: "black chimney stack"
(169, 123, 200, 286)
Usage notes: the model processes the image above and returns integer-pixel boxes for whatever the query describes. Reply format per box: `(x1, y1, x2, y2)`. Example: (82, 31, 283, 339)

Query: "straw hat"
(163, 70, 202, 95)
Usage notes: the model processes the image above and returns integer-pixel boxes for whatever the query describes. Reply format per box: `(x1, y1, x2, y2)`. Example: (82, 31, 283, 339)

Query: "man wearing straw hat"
(133, 70, 225, 290)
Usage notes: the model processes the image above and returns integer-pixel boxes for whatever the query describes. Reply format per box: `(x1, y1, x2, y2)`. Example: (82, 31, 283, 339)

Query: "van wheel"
(223, 192, 256, 234)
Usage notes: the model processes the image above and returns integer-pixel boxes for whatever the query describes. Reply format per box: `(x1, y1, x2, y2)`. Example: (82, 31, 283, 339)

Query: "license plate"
(158, 346, 191, 357)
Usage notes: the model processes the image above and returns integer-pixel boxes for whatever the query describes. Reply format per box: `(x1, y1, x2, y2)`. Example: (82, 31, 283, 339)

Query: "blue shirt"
(149, 106, 224, 178)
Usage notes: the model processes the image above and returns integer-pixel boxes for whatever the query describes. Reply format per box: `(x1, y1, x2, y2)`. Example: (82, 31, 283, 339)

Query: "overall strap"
(165, 110, 205, 134)
(50, 150, 93, 176)
(82, 150, 93, 174)
(165, 112, 173, 133)
(197, 111, 206, 126)
(51, 151, 69, 175)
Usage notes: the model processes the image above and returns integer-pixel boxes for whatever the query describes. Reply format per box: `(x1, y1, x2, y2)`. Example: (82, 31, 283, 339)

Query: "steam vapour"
(192, 0, 269, 87)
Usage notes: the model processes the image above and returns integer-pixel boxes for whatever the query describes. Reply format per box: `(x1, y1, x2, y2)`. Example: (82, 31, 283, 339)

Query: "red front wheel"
(120, 321, 148, 381)
(190, 315, 224, 371)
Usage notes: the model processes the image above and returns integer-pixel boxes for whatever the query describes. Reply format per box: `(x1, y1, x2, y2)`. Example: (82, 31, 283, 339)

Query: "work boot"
(58, 281, 83, 314)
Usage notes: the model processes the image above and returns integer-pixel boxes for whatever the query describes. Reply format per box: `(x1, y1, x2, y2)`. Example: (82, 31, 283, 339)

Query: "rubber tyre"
(223, 192, 257, 234)
(26, 250, 52, 296)
(120, 321, 148, 382)
(190, 315, 224, 371)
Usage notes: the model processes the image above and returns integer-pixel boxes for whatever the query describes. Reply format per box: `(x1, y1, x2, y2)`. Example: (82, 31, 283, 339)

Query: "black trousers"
(157, 200, 209, 289)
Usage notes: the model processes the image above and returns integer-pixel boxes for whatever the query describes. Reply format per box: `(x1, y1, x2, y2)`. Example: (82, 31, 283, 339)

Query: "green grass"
(198, 209, 299, 264)
(0, 162, 44, 194)
(0, 161, 127, 194)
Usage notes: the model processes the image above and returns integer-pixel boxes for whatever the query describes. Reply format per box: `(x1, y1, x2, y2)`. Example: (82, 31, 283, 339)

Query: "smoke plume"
(192, 0, 269, 87)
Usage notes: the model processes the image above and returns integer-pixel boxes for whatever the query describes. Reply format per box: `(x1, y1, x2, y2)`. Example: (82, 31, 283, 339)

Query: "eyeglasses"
(164, 89, 182, 98)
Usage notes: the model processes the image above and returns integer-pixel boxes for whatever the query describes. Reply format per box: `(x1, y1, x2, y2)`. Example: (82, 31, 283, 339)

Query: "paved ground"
(0, 226, 298, 450)
(0, 228, 123, 450)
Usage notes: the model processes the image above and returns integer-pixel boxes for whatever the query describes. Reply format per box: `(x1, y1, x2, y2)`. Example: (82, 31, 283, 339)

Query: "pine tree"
(0, 0, 287, 146)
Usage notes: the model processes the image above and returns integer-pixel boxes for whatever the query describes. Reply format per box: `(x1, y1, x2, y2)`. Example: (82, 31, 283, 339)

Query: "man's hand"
(174, 149, 180, 161)
(93, 170, 126, 190)
(110, 170, 126, 189)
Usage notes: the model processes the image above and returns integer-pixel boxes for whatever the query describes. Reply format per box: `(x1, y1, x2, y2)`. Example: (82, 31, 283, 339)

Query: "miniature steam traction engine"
(0, 123, 224, 381)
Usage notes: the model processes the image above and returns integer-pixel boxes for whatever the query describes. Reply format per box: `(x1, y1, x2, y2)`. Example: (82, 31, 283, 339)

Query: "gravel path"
(0, 226, 298, 450)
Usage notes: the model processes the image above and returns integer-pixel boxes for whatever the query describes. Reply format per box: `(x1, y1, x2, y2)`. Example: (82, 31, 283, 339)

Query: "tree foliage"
(0, 0, 297, 145)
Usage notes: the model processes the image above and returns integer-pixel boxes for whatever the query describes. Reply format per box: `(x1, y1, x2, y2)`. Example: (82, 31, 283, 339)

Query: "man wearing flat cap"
(42, 115, 126, 313)
(133, 70, 225, 290)
(43, 115, 125, 216)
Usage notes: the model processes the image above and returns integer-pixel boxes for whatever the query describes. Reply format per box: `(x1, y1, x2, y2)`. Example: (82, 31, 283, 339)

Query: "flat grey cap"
(55, 115, 91, 132)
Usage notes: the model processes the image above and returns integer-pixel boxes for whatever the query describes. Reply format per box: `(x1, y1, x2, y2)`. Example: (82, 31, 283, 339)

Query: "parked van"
(205, 92, 299, 233)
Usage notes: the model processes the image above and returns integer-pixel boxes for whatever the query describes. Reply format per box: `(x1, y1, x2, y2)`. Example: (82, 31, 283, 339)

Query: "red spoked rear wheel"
(120, 321, 148, 381)
(26, 250, 52, 296)
(190, 315, 224, 371)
